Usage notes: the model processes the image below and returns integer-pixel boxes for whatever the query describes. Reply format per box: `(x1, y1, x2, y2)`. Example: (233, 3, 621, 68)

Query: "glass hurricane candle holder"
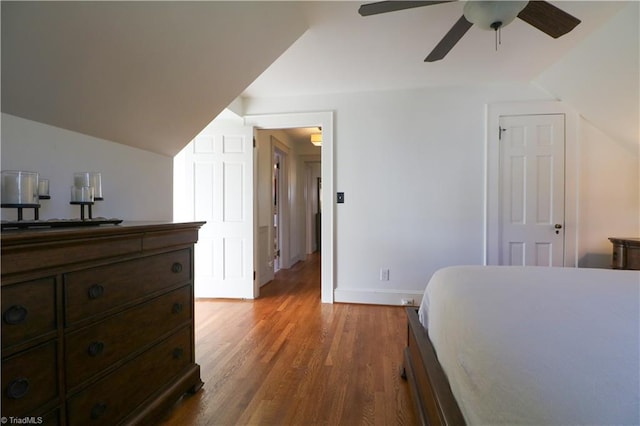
(38, 179, 50, 199)
(1, 170, 40, 220)
(1, 170, 39, 205)
(74, 172, 103, 200)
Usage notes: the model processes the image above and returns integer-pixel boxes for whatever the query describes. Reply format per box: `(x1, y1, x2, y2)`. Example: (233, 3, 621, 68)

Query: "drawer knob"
(171, 262, 183, 273)
(6, 377, 30, 399)
(172, 303, 183, 314)
(88, 284, 105, 299)
(87, 341, 105, 357)
(3, 305, 28, 325)
(172, 347, 184, 359)
(90, 402, 107, 420)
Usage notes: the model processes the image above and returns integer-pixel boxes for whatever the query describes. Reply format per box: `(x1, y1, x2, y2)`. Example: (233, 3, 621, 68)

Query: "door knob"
(554, 224, 563, 229)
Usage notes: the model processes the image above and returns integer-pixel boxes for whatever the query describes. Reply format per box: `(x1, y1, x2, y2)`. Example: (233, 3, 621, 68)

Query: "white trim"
(244, 111, 335, 303)
(486, 101, 579, 267)
(271, 136, 291, 269)
(300, 154, 321, 255)
(334, 288, 424, 307)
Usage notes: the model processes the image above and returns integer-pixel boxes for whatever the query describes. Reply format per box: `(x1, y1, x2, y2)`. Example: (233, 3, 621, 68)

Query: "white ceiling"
(1, 1, 634, 155)
(243, 1, 626, 98)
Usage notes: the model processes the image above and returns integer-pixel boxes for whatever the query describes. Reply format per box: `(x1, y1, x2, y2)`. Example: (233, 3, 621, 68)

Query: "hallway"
(158, 253, 417, 425)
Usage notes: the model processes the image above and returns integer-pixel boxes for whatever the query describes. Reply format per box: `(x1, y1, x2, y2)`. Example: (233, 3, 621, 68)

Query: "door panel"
(499, 114, 565, 266)
(194, 162, 215, 283)
(223, 162, 245, 222)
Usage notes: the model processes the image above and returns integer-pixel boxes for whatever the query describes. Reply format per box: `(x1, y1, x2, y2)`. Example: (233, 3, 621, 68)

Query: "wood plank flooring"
(157, 253, 417, 425)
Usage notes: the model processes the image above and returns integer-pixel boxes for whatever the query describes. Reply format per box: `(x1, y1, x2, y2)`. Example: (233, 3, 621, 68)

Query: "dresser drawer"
(64, 249, 191, 325)
(66, 326, 192, 426)
(1, 234, 141, 276)
(65, 285, 192, 389)
(2, 277, 57, 350)
(1, 341, 58, 417)
(627, 246, 640, 270)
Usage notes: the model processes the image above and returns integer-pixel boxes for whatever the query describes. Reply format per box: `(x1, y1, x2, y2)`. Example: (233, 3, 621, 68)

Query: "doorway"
(270, 133, 322, 267)
(255, 130, 322, 290)
(174, 111, 334, 302)
(246, 111, 334, 303)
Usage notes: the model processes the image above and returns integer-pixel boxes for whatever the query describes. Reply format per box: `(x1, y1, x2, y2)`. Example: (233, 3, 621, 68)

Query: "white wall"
(535, 2, 639, 151)
(244, 82, 639, 305)
(1, 114, 173, 221)
(577, 118, 640, 268)
(532, 1, 640, 267)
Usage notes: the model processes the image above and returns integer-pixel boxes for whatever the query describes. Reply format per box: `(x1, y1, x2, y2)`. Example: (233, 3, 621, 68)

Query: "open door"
(176, 120, 255, 299)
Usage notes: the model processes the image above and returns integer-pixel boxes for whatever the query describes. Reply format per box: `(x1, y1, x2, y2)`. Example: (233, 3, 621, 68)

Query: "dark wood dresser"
(609, 237, 640, 270)
(1, 221, 205, 425)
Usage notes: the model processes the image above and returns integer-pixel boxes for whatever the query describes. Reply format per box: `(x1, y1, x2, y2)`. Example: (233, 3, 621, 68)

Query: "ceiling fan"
(358, 1, 581, 62)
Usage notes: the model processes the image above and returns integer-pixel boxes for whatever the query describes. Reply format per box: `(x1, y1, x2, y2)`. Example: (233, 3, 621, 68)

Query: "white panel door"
(187, 123, 254, 298)
(499, 114, 565, 266)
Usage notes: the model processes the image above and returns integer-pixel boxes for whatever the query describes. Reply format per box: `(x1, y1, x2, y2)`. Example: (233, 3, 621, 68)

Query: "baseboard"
(333, 288, 424, 306)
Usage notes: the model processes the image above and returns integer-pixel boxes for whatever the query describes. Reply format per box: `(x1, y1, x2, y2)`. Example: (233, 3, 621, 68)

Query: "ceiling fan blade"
(358, 1, 454, 17)
(517, 1, 581, 38)
(425, 15, 473, 62)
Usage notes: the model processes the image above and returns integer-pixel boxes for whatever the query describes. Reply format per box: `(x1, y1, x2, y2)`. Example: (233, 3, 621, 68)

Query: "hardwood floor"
(157, 253, 418, 425)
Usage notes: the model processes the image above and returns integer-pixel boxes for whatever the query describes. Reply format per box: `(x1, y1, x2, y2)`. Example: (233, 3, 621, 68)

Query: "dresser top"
(1, 221, 205, 279)
(609, 237, 640, 246)
(1, 221, 205, 245)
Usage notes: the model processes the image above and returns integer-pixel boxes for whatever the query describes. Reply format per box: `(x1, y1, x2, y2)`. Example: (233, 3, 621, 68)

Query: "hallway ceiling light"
(310, 133, 322, 146)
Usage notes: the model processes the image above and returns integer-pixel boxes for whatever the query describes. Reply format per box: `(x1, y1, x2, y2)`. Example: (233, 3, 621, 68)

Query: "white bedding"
(419, 266, 640, 425)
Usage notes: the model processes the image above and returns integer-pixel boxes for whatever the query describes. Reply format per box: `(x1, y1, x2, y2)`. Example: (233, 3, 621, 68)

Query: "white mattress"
(419, 265, 640, 425)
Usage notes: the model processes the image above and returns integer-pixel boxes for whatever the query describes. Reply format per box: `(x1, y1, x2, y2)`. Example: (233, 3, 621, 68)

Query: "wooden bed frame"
(402, 307, 466, 426)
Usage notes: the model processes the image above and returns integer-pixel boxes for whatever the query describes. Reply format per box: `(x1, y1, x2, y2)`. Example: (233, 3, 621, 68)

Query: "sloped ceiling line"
(1, 1, 308, 156)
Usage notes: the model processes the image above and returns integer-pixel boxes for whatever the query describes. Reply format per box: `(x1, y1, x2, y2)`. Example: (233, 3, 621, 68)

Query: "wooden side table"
(609, 237, 640, 270)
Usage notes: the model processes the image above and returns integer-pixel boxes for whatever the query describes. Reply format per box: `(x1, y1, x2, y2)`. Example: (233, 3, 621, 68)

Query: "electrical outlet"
(401, 299, 414, 306)
(380, 268, 390, 281)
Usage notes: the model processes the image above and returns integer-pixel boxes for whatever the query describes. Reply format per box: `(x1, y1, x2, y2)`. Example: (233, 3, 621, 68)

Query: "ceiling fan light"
(463, 1, 529, 30)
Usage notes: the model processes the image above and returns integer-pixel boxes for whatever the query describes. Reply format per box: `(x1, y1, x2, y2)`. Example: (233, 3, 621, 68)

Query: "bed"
(402, 265, 640, 425)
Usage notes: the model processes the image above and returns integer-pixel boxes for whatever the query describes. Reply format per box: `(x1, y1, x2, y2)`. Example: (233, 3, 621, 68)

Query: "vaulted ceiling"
(243, 1, 626, 97)
(2, 1, 638, 155)
(1, 1, 307, 156)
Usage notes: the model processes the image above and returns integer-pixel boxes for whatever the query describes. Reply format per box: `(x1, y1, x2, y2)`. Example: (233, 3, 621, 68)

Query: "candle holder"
(1, 202, 41, 221)
(1, 171, 41, 220)
(69, 201, 95, 220)
(74, 172, 103, 201)
(38, 179, 51, 200)
(0, 171, 121, 229)
(70, 186, 95, 220)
